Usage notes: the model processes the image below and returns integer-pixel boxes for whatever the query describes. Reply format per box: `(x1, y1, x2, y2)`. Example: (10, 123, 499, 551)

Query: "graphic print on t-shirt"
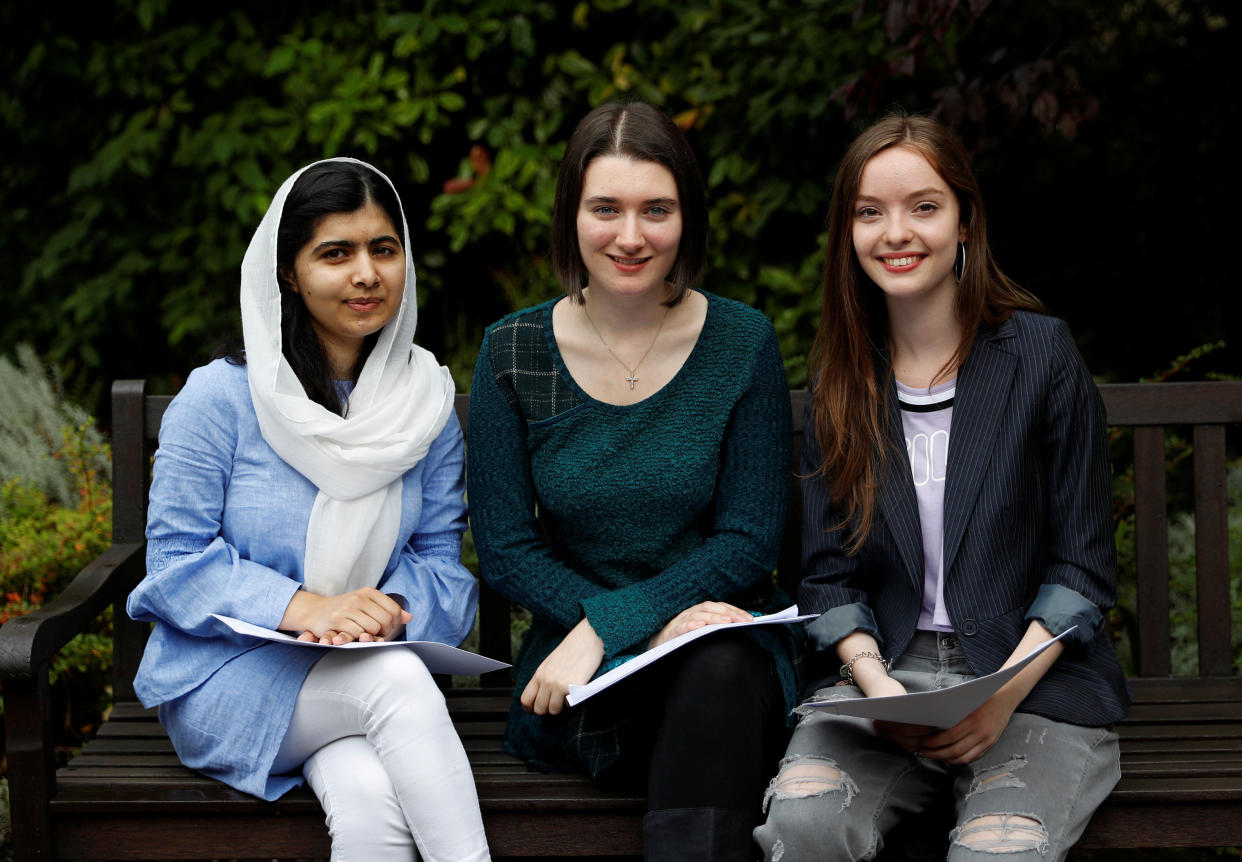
(897, 379, 956, 631)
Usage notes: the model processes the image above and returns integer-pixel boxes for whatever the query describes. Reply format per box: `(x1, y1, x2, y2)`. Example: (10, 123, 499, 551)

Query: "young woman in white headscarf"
(127, 158, 492, 861)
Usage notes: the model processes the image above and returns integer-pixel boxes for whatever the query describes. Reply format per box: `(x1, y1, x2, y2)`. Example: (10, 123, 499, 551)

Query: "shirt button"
(960, 619, 978, 636)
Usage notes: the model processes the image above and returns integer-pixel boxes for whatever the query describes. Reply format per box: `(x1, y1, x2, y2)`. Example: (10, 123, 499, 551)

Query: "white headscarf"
(239, 157, 455, 598)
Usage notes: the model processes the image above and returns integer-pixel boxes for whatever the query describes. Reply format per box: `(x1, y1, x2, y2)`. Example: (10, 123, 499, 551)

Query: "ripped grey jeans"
(754, 631, 1120, 861)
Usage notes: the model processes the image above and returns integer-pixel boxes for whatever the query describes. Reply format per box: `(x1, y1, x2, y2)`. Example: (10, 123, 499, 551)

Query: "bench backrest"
(109, 380, 1242, 697)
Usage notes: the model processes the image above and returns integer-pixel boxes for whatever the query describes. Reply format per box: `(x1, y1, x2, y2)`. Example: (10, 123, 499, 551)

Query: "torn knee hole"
(763, 755, 859, 812)
(773, 763, 843, 796)
(952, 813, 1048, 854)
(966, 756, 1029, 799)
(978, 771, 1017, 790)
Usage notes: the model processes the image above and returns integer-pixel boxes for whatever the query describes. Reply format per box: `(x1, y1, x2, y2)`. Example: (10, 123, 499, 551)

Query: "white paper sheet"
(566, 605, 817, 706)
(211, 613, 511, 676)
(799, 626, 1077, 728)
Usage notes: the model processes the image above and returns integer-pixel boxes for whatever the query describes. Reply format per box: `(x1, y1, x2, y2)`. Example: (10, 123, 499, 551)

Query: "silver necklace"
(582, 304, 670, 390)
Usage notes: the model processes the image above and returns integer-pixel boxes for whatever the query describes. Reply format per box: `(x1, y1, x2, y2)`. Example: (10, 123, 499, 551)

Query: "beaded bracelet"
(839, 650, 892, 685)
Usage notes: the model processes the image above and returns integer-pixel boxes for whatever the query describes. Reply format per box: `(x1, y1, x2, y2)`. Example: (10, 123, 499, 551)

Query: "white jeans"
(272, 648, 490, 862)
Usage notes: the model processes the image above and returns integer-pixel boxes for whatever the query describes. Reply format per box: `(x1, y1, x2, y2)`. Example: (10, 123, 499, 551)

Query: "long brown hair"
(809, 114, 1044, 552)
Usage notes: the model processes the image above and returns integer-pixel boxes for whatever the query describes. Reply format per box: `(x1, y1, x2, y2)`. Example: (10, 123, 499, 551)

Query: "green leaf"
(263, 44, 297, 77)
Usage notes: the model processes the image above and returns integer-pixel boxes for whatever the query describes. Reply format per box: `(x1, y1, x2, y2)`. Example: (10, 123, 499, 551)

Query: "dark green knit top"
(466, 290, 796, 769)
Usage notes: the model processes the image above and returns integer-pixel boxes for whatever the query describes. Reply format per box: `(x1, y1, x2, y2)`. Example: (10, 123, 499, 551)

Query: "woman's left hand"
(648, 601, 754, 649)
(521, 617, 605, 716)
(912, 620, 1064, 764)
(910, 691, 1020, 765)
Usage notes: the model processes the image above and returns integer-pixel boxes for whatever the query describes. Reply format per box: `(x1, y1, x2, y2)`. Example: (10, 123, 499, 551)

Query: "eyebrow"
(582, 195, 678, 207)
(311, 235, 401, 253)
(856, 187, 949, 203)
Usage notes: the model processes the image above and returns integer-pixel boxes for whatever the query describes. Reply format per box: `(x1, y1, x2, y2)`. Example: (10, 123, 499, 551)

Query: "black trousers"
(587, 630, 789, 813)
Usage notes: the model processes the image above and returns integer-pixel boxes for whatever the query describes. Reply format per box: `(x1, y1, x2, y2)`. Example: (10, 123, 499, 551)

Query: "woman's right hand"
(863, 676, 934, 751)
(281, 588, 412, 645)
(521, 617, 605, 716)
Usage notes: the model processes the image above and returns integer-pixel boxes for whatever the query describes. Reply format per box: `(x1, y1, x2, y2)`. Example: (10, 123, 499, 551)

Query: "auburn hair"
(809, 114, 1045, 551)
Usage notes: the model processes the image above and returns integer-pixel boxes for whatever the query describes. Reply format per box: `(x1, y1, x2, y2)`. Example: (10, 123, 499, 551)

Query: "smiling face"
(852, 146, 966, 310)
(576, 155, 683, 300)
(284, 201, 405, 376)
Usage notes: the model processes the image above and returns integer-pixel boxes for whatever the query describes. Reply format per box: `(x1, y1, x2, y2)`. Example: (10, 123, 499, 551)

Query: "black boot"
(643, 806, 760, 862)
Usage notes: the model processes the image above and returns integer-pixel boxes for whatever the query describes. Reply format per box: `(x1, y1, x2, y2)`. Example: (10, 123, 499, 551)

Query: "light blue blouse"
(127, 358, 478, 799)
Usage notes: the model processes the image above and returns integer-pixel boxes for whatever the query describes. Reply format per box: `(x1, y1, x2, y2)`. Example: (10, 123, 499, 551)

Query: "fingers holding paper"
(866, 677, 930, 752)
(648, 601, 754, 649)
(873, 718, 933, 753)
(521, 617, 605, 716)
(908, 693, 1018, 765)
(871, 691, 1012, 764)
(281, 587, 412, 645)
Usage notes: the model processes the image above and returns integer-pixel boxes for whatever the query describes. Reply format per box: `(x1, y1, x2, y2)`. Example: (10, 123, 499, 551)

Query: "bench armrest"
(0, 541, 145, 680)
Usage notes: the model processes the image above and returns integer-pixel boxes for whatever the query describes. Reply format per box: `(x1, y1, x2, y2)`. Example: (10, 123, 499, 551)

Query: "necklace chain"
(582, 304, 669, 390)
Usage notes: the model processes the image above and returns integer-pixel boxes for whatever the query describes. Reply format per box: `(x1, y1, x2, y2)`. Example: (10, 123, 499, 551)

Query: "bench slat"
(1195, 424, 1234, 675)
(1099, 381, 1242, 425)
(1133, 424, 1172, 676)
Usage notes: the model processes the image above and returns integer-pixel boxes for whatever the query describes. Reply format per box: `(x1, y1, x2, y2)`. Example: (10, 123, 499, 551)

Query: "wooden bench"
(2, 379, 1240, 859)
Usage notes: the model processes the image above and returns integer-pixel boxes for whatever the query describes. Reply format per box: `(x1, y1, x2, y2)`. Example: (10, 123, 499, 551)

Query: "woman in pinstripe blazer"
(755, 116, 1130, 861)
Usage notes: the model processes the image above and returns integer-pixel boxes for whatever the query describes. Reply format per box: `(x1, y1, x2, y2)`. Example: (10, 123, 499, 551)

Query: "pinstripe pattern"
(799, 312, 1130, 726)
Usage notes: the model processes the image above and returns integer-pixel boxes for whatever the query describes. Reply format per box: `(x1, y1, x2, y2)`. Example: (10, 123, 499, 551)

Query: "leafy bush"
(0, 349, 114, 740)
(7, 0, 1234, 409)
(0, 423, 115, 694)
(0, 344, 111, 512)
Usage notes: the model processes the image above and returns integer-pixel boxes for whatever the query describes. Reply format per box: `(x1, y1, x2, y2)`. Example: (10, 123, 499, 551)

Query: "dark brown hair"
(809, 114, 1045, 551)
(550, 102, 707, 304)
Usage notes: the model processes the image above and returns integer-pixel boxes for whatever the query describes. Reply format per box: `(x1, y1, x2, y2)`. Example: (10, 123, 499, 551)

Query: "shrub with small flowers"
(0, 349, 115, 752)
(0, 423, 114, 704)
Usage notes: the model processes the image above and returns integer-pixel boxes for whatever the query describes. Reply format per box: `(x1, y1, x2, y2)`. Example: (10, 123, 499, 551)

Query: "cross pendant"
(626, 374, 638, 390)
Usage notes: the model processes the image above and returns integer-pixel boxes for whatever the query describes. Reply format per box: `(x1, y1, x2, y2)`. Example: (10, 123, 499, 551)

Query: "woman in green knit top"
(466, 102, 798, 860)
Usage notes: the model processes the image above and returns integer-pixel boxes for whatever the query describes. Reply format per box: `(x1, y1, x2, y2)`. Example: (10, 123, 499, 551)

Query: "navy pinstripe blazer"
(799, 311, 1131, 727)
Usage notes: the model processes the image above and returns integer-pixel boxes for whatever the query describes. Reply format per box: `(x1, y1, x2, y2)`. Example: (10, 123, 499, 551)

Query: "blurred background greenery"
(2, 0, 1236, 416)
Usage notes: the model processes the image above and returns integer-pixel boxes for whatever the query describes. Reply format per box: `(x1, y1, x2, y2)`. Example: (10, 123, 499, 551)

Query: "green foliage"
(1140, 341, 1228, 384)
(0, 345, 111, 511)
(0, 419, 114, 682)
(10, 0, 1226, 405)
(1, 776, 9, 861)
(0, 360, 114, 741)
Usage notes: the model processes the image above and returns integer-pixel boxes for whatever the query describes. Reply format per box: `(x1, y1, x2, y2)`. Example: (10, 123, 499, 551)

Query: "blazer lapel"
(878, 378, 925, 592)
(941, 320, 1018, 576)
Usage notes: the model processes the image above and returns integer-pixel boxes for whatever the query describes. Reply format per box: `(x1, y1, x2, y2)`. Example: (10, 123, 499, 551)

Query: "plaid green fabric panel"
(487, 311, 582, 423)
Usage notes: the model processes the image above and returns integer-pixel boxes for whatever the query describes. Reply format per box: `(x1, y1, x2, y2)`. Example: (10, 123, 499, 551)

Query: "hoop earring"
(954, 242, 966, 282)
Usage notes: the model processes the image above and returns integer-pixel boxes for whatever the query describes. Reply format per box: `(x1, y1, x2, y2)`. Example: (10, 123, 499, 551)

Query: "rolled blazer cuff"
(805, 603, 882, 654)
(1025, 583, 1104, 654)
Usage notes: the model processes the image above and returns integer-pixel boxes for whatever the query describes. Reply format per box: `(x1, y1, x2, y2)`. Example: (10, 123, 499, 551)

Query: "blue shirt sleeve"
(128, 363, 302, 634)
